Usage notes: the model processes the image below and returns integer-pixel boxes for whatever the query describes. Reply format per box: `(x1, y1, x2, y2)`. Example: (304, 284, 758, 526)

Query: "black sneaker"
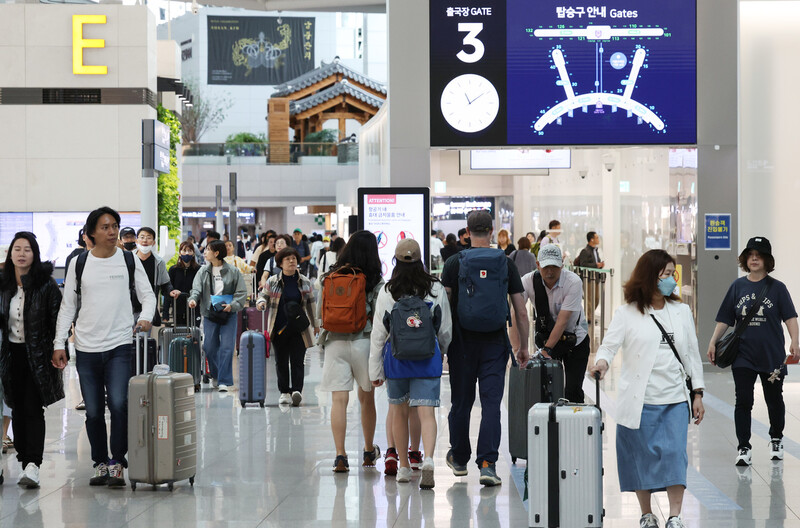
(446, 449, 468, 477)
(107, 461, 126, 488)
(363, 445, 381, 467)
(89, 463, 109, 486)
(333, 455, 349, 473)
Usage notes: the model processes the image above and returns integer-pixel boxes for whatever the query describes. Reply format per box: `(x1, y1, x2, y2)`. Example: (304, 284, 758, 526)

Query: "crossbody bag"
(650, 312, 694, 397)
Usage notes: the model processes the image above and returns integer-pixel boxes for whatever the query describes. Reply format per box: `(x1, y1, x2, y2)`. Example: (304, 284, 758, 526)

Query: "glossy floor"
(0, 348, 798, 527)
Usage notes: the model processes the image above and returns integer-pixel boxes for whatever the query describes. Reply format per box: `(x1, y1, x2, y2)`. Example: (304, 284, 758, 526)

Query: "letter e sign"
(73, 15, 108, 75)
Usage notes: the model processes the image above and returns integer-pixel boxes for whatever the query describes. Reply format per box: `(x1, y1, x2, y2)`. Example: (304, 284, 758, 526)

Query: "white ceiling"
(197, 0, 386, 12)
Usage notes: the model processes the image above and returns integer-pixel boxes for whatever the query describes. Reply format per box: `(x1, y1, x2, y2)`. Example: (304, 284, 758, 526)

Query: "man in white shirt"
(521, 244, 590, 403)
(52, 207, 156, 489)
(429, 229, 444, 268)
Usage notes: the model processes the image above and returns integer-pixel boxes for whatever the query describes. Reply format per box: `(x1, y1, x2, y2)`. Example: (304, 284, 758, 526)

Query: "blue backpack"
(382, 299, 443, 379)
(457, 248, 509, 332)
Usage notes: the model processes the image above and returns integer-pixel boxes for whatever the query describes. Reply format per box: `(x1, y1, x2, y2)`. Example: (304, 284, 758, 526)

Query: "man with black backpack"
(522, 244, 590, 403)
(52, 207, 156, 489)
(440, 209, 530, 487)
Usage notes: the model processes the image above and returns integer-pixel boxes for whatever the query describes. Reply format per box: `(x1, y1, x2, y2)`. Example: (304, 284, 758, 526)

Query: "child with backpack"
(317, 231, 384, 473)
(369, 239, 452, 489)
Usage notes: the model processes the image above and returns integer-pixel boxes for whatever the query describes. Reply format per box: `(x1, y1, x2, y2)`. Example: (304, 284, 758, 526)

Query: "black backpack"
(73, 250, 138, 319)
(383, 296, 441, 361)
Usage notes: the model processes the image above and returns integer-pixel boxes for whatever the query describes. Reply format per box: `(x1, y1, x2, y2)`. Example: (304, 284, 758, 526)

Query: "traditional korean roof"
(289, 81, 385, 115)
(272, 58, 386, 98)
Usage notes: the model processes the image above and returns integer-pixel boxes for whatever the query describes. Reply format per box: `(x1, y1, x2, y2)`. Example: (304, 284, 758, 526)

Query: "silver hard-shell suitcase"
(128, 369, 197, 491)
(528, 377, 603, 528)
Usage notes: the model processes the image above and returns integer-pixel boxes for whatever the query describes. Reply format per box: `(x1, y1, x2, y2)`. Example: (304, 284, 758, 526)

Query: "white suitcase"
(528, 379, 603, 527)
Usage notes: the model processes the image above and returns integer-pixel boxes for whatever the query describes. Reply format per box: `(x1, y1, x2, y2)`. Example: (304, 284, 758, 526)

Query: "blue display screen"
(429, 0, 697, 147)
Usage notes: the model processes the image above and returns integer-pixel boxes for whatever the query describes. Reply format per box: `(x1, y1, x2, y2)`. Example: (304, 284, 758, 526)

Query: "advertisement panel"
(359, 188, 431, 279)
(207, 16, 315, 85)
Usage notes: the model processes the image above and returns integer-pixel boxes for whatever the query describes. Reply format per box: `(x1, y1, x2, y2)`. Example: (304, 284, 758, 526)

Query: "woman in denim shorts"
(369, 239, 452, 489)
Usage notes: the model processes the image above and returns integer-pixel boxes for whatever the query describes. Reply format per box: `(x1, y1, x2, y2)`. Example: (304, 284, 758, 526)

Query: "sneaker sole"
(396, 474, 412, 483)
(107, 478, 126, 488)
(735, 458, 751, 467)
(333, 461, 350, 473)
(420, 467, 435, 489)
(446, 460, 468, 477)
(479, 476, 502, 487)
(291, 394, 302, 406)
(771, 453, 784, 461)
(384, 466, 397, 476)
(363, 446, 381, 467)
(89, 478, 109, 486)
(18, 477, 39, 489)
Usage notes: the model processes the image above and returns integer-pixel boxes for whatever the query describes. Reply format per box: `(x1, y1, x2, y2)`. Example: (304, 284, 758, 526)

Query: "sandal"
(3, 436, 13, 452)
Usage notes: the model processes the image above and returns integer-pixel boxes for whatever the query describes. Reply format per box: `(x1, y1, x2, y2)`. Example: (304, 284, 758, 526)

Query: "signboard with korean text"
(430, 0, 697, 147)
(358, 187, 431, 279)
(704, 214, 731, 250)
(207, 16, 315, 85)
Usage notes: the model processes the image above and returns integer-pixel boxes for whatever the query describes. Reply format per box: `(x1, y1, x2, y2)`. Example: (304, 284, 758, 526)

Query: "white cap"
(538, 245, 563, 268)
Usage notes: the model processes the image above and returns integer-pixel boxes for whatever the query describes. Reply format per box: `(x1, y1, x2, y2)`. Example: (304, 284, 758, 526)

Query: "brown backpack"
(321, 266, 368, 334)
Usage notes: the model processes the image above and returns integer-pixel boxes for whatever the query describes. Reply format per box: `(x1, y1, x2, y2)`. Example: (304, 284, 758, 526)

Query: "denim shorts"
(386, 377, 441, 407)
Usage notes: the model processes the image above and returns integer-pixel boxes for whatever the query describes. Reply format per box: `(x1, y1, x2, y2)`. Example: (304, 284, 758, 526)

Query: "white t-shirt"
(430, 237, 444, 258)
(212, 265, 224, 295)
(645, 304, 687, 404)
(9, 288, 24, 344)
(54, 249, 156, 353)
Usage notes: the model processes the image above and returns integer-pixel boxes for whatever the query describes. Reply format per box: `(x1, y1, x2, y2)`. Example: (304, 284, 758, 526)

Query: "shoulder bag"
(650, 312, 694, 396)
(714, 277, 772, 369)
(206, 269, 231, 325)
(532, 271, 577, 359)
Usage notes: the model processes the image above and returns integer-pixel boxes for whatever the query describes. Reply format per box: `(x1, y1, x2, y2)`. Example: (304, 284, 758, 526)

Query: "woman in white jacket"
(369, 239, 452, 489)
(589, 250, 705, 528)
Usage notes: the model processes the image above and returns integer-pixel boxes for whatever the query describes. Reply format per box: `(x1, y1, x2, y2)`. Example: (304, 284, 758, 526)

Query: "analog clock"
(440, 74, 500, 133)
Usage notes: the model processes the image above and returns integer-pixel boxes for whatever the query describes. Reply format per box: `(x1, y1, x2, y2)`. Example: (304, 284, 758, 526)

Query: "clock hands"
(466, 90, 490, 105)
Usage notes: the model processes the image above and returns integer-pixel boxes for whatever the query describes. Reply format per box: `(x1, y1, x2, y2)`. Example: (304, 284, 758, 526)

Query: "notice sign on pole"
(359, 187, 431, 279)
(705, 214, 731, 250)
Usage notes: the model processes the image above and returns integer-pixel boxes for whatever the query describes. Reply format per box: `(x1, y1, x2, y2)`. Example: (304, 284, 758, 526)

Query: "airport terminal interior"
(1, 0, 799, 526)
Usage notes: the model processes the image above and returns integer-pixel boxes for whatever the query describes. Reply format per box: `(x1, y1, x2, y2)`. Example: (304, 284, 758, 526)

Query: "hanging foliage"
(157, 105, 182, 268)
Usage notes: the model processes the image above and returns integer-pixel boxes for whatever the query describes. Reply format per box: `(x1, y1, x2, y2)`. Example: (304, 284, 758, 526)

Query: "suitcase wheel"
(189, 476, 195, 486)
(168, 482, 174, 492)
(195, 383, 201, 392)
(131, 482, 137, 491)
(240, 400, 246, 407)
(512, 457, 517, 464)
(259, 401, 265, 408)
(203, 375, 210, 384)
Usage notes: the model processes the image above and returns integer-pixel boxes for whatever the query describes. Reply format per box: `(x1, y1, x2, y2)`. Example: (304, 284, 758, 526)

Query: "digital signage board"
(358, 187, 431, 280)
(430, 0, 697, 147)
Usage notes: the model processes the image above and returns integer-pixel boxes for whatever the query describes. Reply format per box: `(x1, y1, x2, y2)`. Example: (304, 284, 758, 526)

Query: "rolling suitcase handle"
(594, 371, 601, 413)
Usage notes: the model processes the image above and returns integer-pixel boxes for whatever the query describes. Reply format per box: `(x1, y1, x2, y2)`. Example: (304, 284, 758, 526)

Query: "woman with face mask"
(260, 235, 291, 288)
(164, 241, 201, 326)
(589, 250, 705, 528)
(0, 232, 64, 488)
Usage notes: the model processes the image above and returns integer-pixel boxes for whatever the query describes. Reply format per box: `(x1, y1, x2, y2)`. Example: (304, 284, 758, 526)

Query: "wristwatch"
(541, 346, 553, 356)
(692, 390, 704, 398)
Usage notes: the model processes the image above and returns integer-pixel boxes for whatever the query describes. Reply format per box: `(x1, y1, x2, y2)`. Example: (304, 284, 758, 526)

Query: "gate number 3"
(456, 23, 484, 63)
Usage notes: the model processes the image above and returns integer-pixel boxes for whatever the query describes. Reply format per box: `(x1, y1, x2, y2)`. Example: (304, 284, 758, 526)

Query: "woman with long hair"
(257, 247, 318, 407)
(590, 250, 705, 528)
(707, 237, 799, 466)
(188, 240, 247, 392)
(0, 232, 63, 488)
(317, 231, 384, 472)
(440, 233, 460, 263)
(369, 239, 452, 488)
(260, 234, 291, 288)
(318, 236, 345, 277)
(164, 241, 201, 326)
(496, 229, 516, 256)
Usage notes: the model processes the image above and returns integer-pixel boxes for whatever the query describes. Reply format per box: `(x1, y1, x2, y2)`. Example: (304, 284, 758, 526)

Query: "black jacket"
(0, 263, 64, 408)
(163, 264, 200, 326)
(440, 244, 460, 263)
(577, 244, 602, 268)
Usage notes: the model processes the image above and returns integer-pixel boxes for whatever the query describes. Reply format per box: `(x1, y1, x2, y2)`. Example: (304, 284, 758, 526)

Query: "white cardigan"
(369, 281, 453, 382)
(595, 301, 705, 429)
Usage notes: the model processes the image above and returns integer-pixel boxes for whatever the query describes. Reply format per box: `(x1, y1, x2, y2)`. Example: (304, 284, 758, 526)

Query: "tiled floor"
(1, 347, 799, 527)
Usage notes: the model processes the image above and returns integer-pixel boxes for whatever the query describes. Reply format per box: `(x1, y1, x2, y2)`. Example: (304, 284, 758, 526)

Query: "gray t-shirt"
(521, 268, 588, 343)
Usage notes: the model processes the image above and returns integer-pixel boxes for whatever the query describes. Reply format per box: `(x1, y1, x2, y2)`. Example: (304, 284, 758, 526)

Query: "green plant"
(157, 105, 182, 268)
(225, 132, 267, 156)
(303, 129, 338, 156)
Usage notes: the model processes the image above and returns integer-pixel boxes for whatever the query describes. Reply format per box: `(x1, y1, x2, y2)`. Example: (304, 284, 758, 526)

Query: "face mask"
(137, 244, 152, 254)
(123, 241, 137, 251)
(658, 276, 677, 297)
(180, 254, 193, 263)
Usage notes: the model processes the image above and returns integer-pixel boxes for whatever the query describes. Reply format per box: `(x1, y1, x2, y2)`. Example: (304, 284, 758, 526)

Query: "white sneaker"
(665, 516, 685, 528)
(218, 384, 229, 393)
(735, 447, 752, 466)
(640, 512, 659, 528)
(396, 466, 413, 483)
(279, 393, 292, 405)
(19, 463, 39, 489)
(420, 458, 435, 490)
(291, 391, 302, 406)
(770, 438, 784, 460)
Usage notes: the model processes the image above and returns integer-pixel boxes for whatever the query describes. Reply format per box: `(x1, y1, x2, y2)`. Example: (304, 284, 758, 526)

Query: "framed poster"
(358, 187, 431, 279)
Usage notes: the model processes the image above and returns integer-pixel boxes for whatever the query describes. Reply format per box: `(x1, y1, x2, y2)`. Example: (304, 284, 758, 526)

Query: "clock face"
(440, 74, 500, 133)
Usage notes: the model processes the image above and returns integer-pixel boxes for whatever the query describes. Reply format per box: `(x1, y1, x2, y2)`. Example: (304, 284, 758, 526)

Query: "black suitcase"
(131, 332, 158, 375)
(507, 356, 564, 462)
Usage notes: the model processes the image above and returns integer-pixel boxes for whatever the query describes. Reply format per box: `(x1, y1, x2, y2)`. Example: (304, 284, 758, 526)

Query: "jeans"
(733, 367, 785, 449)
(10, 343, 45, 467)
(447, 332, 511, 467)
(561, 336, 591, 403)
(203, 314, 238, 386)
(273, 331, 306, 394)
(76, 344, 132, 467)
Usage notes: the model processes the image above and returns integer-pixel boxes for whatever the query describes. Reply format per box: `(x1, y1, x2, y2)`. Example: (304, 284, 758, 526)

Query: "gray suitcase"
(158, 297, 201, 361)
(528, 377, 603, 528)
(508, 356, 564, 462)
(128, 370, 197, 491)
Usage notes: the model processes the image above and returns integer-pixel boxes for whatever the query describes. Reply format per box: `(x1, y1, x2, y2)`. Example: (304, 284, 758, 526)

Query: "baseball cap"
(538, 244, 563, 268)
(467, 210, 493, 233)
(119, 227, 136, 238)
(741, 236, 771, 257)
(293, 228, 302, 234)
(395, 239, 421, 263)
